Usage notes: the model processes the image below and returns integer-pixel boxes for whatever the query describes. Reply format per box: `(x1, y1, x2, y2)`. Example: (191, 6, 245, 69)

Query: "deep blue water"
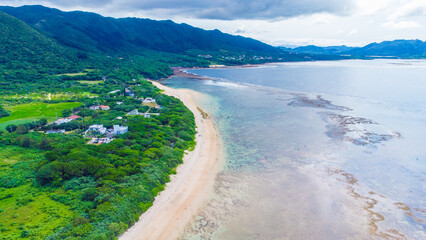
(162, 59, 426, 240)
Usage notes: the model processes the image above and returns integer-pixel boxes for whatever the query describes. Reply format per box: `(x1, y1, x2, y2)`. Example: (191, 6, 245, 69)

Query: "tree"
(6, 124, 17, 133)
(38, 138, 51, 150)
(91, 112, 99, 119)
(16, 124, 29, 134)
(20, 136, 31, 148)
(39, 118, 48, 126)
(62, 109, 72, 117)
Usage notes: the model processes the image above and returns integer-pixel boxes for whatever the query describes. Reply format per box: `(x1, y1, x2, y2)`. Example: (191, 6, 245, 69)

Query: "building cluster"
(89, 105, 110, 110)
(45, 87, 160, 145)
(85, 124, 128, 145)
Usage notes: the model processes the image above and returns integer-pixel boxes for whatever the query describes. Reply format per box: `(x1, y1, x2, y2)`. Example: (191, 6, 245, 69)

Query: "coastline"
(119, 80, 223, 240)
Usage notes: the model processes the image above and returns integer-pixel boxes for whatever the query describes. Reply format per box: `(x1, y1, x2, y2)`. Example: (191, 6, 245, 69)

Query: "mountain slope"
(0, 5, 280, 55)
(284, 40, 426, 58)
(0, 11, 83, 72)
(348, 39, 426, 57)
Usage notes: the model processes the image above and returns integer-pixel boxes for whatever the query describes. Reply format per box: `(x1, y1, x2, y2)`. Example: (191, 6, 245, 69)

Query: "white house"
(143, 98, 156, 103)
(46, 129, 65, 134)
(55, 118, 72, 125)
(113, 125, 128, 135)
(109, 90, 120, 94)
(87, 124, 107, 135)
(127, 109, 139, 115)
(89, 105, 100, 110)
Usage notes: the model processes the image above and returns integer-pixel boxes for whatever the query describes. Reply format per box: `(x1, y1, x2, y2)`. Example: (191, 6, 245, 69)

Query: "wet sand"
(119, 81, 223, 240)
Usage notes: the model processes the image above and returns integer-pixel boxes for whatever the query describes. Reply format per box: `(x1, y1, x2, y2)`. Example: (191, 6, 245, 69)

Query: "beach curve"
(119, 80, 223, 240)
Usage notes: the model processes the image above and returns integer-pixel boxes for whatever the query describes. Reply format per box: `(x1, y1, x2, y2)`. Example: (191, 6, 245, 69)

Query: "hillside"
(0, 5, 280, 56)
(0, 11, 84, 73)
(285, 40, 426, 58)
(348, 39, 426, 57)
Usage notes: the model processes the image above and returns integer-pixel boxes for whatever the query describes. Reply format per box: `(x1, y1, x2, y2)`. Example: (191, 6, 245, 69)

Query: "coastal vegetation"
(0, 73, 196, 239)
(0, 7, 200, 239)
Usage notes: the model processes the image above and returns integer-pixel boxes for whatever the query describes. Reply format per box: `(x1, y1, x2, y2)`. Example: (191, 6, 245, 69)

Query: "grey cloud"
(5, 0, 355, 20)
(125, 0, 355, 20)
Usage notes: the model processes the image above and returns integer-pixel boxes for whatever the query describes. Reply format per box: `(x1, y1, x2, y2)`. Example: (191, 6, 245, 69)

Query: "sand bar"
(119, 80, 223, 240)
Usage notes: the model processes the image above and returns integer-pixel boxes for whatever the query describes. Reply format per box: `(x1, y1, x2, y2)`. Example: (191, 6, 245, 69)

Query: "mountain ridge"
(283, 39, 426, 58)
(0, 5, 280, 55)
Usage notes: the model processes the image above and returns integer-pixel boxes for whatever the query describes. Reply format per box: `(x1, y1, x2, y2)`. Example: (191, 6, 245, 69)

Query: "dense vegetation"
(0, 8, 201, 240)
(0, 104, 9, 117)
(0, 71, 197, 239)
(0, 5, 279, 55)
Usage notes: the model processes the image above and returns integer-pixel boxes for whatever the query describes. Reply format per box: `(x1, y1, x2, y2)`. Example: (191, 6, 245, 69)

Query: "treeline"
(0, 104, 9, 117)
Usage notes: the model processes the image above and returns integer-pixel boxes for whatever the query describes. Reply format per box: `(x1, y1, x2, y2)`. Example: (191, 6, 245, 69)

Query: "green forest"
(0, 8, 202, 240)
(0, 68, 197, 239)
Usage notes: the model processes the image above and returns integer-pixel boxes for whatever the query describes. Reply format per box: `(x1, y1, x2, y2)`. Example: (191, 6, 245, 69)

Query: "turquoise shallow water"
(161, 59, 426, 239)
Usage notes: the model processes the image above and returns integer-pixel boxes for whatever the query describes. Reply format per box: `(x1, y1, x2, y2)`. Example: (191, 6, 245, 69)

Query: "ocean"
(161, 59, 426, 240)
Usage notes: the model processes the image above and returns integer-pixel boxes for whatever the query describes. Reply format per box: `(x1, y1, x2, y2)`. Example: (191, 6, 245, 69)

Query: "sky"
(1, 0, 425, 47)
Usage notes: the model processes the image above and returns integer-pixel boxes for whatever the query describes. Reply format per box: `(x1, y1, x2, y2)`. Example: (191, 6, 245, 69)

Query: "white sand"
(119, 81, 223, 240)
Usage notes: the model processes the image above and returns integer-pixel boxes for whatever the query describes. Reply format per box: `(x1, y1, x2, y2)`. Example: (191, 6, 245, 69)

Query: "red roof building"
(99, 105, 110, 110)
(67, 115, 81, 120)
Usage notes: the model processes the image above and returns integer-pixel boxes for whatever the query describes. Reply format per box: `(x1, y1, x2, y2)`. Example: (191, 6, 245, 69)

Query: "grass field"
(56, 69, 98, 77)
(0, 147, 74, 240)
(78, 80, 103, 85)
(0, 92, 98, 101)
(56, 72, 87, 77)
(0, 102, 81, 130)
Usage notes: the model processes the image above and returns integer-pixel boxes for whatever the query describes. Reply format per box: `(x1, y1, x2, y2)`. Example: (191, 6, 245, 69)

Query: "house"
(109, 90, 120, 94)
(144, 113, 160, 118)
(116, 101, 123, 105)
(125, 88, 135, 97)
(99, 105, 110, 110)
(87, 137, 114, 145)
(89, 105, 100, 110)
(127, 109, 139, 115)
(116, 116, 123, 120)
(55, 118, 72, 125)
(143, 98, 156, 103)
(67, 115, 81, 121)
(46, 129, 65, 134)
(112, 125, 128, 135)
(86, 124, 107, 135)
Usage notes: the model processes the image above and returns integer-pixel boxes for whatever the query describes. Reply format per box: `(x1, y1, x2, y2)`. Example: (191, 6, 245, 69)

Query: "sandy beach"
(119, 81, 223, 240)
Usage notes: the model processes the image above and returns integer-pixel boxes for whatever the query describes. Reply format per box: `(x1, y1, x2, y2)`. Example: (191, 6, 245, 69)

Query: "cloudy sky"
(1, 0, 425, 47)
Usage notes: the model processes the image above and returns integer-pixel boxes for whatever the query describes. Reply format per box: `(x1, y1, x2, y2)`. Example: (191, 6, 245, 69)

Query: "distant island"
(281, 39, 426, 59)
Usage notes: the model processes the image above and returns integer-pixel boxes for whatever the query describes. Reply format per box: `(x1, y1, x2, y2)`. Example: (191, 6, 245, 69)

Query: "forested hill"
(0, 5, 280, 55)
(284, 39, 426, 58)
(0, 11, 84, 73)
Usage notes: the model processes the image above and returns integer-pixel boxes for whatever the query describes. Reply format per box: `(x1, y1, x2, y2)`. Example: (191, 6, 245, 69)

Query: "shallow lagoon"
(162, 59, 426, 239)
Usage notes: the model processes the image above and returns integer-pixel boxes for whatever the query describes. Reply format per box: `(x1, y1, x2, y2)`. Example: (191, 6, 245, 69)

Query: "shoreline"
(119, 81, 223, 240)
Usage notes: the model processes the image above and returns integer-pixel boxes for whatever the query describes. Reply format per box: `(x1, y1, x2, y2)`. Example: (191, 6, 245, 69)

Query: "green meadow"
(0, 102, 81, 130)
(77, 80, 103, 85)
(0, 147, 74, 239)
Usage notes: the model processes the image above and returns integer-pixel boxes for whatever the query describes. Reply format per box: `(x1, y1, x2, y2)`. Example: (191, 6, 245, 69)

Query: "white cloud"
(348, 29, 358, 36)
(382, 20, 422, 29)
